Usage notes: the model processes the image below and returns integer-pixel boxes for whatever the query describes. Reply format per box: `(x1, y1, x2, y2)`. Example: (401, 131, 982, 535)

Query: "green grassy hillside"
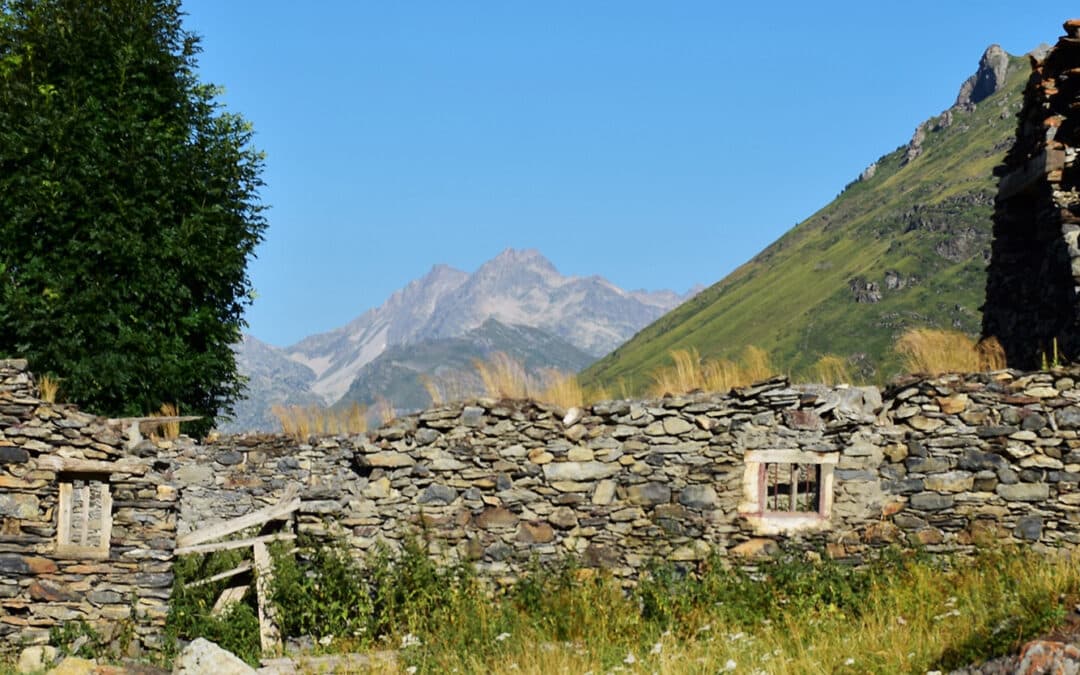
(583, 55, 1030, 393)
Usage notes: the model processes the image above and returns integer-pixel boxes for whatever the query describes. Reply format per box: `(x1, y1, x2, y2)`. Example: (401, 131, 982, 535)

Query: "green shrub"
(164, 550, 261, 666)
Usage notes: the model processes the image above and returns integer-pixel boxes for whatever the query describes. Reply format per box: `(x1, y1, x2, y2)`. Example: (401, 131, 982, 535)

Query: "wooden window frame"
(738, 450, 837, 535)
(56, 472, 112, 559)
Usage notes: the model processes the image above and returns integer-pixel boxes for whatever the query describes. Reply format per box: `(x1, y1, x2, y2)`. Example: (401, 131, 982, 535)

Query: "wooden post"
(253, 540, 281, 653)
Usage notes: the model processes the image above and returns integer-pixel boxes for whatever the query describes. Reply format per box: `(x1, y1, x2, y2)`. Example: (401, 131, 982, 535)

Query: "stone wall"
(0, 360, 177, 654)
(7, 354, 1080, 655)
(984, 20, 1080, 367)
(171, 368, 1080, 584)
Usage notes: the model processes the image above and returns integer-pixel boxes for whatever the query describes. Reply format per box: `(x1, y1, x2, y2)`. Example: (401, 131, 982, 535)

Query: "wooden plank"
(57, 482, 73, 548)
(177, 485, 300, 548)
(211, 585, 249, 616)
(187, 560, 253, 588)
(99, 482, 112, 554)
(253, 541, 281, 653)
(174, 532, 297, 557)
(37, 455, 148, 476)
(79, 482, 90, 546)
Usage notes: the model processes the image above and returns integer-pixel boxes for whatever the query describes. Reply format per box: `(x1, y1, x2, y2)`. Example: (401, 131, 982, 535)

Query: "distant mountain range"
(583, 44, 1042, 394)
(226, 249, 689, 432)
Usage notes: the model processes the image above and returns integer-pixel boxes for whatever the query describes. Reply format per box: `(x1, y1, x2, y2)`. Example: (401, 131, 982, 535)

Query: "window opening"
(57, 473, 112, 559)
(762, 463, 821, 514)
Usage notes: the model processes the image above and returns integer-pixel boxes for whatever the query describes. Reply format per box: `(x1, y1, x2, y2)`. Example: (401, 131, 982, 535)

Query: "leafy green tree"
(0, 0, 266, 430)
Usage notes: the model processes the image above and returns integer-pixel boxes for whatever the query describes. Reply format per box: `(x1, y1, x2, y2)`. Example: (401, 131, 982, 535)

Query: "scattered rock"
(172, 638, 255, 675)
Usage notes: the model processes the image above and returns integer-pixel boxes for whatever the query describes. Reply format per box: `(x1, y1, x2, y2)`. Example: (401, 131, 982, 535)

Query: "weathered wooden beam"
(254, 540, 282, 653)
(36, 455, 148, 476)
(186, 560, 254, 589)
(174, 532, 296, 557)
(211, 585, 249, 616)
(177, 485, 300, 548)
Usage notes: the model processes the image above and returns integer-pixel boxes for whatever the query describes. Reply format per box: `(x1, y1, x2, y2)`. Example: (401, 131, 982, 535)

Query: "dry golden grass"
(812, 354, 852, 385)
(271, 402, 369, 441)
(473, 352, 532, 399)
(896, 329, 1007, 375)
(151, 402, 182, 440)
(536, 368, 585, 408)
(373, 396, 396, 425)
(37, 374, 60, 403)
(650, 346, 777, 396)
(421, 353, 591, 408)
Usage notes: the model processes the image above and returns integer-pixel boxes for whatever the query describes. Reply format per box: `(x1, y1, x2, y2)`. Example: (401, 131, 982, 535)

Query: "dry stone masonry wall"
(0, 360, 177, 654)
(168, 370, 1080, 584)
(984, 20, 1080, 367)
(8, 362, 1080, 654)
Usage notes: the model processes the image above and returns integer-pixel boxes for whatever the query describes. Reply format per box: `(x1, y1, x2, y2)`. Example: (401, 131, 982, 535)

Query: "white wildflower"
(945, 596, 957, 606)
(400, 633, 422, 648)
(495, 632, 511, 642)
(697, 623, 712, 633)
(932, 609, 961, 621)
(845, 657, 855, 666)
(317, 635, 332, 647)
(405, 667, 417, 675)
(624, 652, 637, 665)
(724, 659, 737, 671)
(897, 615, 907, 625)
(650, 642, 662, 655)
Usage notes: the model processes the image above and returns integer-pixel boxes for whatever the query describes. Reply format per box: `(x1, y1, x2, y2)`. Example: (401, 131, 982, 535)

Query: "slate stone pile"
(0, 359, 177, 655)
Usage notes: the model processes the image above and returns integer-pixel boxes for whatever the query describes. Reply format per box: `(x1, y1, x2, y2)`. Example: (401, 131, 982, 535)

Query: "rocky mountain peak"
(477, 248, 561, 279)
(954, 44, 1010, 109)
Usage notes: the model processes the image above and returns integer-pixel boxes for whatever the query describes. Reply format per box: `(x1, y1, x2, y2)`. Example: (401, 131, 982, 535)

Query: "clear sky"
(181, 1, 1068, 347)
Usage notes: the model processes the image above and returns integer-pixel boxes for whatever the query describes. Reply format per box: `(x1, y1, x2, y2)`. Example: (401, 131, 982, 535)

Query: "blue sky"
(182, 1, 1068, 347)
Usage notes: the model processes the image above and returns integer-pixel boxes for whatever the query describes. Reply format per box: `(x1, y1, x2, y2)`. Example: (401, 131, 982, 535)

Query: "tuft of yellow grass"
(895, 329, 1007, 375)
(650, 346, 776, 396)
(151, 402, 182, 440)
(812, 354, 852, 385)
(271, 402, 368, 441)
(473, 352, 532, 399)
(536, 368, 585, 409)
(37, 374, 60, 403)
(423, 352, 592, 408)
(373, 396, 396, 425)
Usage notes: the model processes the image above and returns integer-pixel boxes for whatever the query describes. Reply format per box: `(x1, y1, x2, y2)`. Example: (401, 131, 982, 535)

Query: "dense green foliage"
(0, 0, 265, 428)
(583, 55, 1031, 393)
(166, 549, 262, 665)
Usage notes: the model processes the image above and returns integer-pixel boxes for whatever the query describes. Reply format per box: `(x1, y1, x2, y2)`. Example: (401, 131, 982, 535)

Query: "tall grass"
(650, 346, 777, 396)
(271, 402, 368, 441)
(151, 403, 182, 440)
(422, 352, 591, 409)
(812, 354, 852, 385)
(895, 329, 1006, 375)
(166, 543, 1080, 674)
(37, 374, 60, 403)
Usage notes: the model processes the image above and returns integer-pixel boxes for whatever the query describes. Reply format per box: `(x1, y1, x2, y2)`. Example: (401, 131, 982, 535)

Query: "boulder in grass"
(172, 638, 255, 675)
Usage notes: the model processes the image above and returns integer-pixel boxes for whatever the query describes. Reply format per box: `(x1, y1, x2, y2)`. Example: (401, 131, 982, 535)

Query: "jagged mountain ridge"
(582, 44, 1032, 393)
(227, 249, 687, 432)
(286, 248, 685, 403)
